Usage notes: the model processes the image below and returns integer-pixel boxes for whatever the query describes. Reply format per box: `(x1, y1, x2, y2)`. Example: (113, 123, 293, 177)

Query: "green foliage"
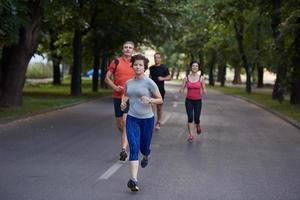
(279, 3, 300, 65)
(1, 0, 299, 104)
(0, 0, 51, 48)
(0, 0, 30, 47)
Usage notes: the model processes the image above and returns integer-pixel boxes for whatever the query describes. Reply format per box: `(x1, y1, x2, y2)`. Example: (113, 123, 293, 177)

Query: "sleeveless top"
(186, 75, 202, 100)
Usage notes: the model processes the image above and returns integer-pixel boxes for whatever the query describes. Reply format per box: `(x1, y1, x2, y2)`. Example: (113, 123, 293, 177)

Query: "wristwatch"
(149, 98, 153, 104)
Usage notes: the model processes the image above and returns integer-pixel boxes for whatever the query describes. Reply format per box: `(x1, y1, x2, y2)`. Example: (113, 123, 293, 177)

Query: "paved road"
(1, 82, 300, 200)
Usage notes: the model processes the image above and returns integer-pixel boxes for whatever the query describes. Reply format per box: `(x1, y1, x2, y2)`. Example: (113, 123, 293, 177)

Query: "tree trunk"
(208, 49, 216, 86)
(252, 64, 257, 84)
(176, 69, 180, 80)
(198, 49, 204, 68)
(220, 62, 227, 87)
(232, 64, 242, 84)
(257, 65, 264, 88)
(0, 5, 43, 107)
(234, 21, 252, 94)
(185, 66, 190, 78)
(52, 56, 62, 85)
(100, 49, 109, 88)
(92, 45, 100, 92)
(271, 0, 286, 102)
(217, 64, 221, 82)
(49, 29, 62, 85)
(290, 77, 300, 105)
(255, 18, 264, 88)
(171, 67, 176, 79)
(290, 17, 300, 104)
(71, 29, 82, 96)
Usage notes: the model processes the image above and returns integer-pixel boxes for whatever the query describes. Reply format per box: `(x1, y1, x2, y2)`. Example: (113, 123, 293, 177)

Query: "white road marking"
(173, 101, 178, 107)
(97, 161, 126, 180)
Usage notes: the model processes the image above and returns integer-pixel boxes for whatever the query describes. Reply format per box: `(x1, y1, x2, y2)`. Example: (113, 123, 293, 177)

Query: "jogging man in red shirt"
(105, 41, 135, 161)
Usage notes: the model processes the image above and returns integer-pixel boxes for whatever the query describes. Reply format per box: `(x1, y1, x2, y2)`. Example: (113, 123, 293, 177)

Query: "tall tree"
(0, 0, 47, 107)
(279, 1, 300, 104)
(271, 0, 286, 102)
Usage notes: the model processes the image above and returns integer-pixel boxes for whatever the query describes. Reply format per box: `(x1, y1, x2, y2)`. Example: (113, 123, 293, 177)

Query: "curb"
(229, 94, 300, 130)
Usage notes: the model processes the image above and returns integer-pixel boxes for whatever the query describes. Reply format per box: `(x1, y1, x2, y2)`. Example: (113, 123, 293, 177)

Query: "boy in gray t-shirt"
(120, 54, 163, 192)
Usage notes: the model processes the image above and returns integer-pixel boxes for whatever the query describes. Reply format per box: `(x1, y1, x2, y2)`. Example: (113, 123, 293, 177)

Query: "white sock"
(129, 160, 139, 181)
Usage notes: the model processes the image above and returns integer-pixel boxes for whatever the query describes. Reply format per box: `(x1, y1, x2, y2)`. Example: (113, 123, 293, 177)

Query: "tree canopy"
(0, 0, 300, 107)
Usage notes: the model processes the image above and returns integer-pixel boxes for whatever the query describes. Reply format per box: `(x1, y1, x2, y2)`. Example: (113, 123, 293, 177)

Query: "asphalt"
(0, 83, 300, 200)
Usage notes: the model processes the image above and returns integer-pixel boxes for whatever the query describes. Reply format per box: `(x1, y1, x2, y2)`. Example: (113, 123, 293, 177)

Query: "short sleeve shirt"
(125, 76, 159, 119)
(149, 64, 170, 93)
(107, 57, 135, 98)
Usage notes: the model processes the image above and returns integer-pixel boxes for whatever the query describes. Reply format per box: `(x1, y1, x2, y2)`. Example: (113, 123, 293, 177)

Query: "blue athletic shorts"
(113, 98, 129, 118)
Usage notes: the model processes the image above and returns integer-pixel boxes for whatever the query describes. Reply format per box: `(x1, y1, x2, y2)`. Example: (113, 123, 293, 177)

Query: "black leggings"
(185, 98, 202, 124)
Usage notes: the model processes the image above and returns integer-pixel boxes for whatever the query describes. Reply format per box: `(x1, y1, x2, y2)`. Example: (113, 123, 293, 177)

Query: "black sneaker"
(127, 179, 139, 192)
(120, 149, 127, 161)
(141, 157, 148, 168)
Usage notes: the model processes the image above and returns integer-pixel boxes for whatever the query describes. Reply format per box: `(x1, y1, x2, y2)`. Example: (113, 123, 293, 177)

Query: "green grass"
(0, 78, 111, 119)
(209, 85, 300, 123)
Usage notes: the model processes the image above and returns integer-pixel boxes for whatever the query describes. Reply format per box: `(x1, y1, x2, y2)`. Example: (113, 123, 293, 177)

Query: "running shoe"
(127, 179, 139, 192)
(141, 156, 148, 168)
(155, 122, 161, 130)
(119, 149, 128, 161)
(187, 135, 194, 143)
(196, 124, 202, 134)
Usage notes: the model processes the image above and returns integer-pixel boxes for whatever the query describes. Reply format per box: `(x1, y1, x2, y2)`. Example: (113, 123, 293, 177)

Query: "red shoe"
(187, 135, 194, 143)
(155, 122, 161, 130)
(196, 124, 202, 135)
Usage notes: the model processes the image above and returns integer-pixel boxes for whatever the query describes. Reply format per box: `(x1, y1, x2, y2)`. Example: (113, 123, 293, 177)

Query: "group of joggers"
(104, 41, 206, 192)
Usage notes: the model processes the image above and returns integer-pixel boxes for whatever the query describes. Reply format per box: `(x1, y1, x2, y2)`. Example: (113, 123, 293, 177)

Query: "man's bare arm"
(105, 71, 121, 92)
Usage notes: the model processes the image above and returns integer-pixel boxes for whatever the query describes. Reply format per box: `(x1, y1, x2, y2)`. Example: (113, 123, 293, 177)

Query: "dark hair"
(131, 54, 149, 70)
(154, 52, 161, 57)
(189, 61, 203, 76)
(190, 61, 200, 68)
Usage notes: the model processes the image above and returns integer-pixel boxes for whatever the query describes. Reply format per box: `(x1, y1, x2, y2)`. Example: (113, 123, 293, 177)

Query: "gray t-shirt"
(125, 76, 159, 119)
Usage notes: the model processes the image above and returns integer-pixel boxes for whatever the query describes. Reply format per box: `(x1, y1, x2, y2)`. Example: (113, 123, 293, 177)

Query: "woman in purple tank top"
(180, 61, 206, 142)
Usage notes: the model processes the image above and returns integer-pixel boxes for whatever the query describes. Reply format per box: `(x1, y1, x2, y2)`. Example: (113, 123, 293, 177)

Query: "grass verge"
(0, 78, 111, 120)
(209, 85, 300, 123)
